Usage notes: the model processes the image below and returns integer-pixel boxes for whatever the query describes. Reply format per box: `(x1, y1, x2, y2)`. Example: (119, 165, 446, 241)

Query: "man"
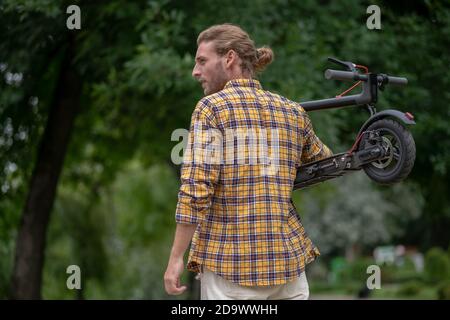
(164, 24, 332, 300)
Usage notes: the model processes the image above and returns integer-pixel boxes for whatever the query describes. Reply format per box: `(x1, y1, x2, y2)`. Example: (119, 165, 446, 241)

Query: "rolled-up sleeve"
(175, 100, 221, 225)
(300, 111, 333, 164)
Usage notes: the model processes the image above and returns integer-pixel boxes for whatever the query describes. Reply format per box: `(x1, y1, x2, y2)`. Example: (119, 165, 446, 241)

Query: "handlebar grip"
(324, 69, 361, 81)
(385, 76, 408, 86)
(325, 69, 408, 86)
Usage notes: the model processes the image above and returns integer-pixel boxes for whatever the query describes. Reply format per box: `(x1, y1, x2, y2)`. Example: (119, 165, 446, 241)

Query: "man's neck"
(227, 67, 252, 81)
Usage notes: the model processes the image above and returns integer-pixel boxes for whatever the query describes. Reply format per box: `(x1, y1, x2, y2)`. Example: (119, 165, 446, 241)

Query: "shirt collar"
(224, 78, 262, 90)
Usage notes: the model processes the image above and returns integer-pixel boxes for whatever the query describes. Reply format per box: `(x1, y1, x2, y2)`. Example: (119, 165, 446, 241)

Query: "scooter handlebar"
(324, 69, 408, 86)
(386, 75, 408, 86)
(325, 69, 360, 81)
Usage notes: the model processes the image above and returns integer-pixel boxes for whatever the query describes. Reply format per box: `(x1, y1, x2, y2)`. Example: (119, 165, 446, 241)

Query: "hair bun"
(254, 47, 274, 72)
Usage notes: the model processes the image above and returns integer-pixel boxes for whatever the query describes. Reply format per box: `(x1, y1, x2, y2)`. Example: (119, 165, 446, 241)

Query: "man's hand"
(164, 256, 187, 295)
(164, 223, 197, 295)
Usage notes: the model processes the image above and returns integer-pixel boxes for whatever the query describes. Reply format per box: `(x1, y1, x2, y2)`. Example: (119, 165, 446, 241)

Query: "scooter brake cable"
(336, 64, 369, 98)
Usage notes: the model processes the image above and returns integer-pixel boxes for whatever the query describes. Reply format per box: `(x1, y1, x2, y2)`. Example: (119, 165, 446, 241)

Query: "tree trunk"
(10, 36, 81, 299)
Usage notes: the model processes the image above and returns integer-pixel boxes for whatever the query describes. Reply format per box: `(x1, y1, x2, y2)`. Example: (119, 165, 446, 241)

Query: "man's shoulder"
(198, 89, 234, 107)
(192, 96, 219, 124)
(194, 87, 307, 118)
(193, 90, 236, 117)
(263, 90, 306, 115)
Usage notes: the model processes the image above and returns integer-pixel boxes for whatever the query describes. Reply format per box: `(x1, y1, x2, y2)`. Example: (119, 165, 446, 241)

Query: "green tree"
(425, 247, 450, 284)
(296, 172, 423, 257)
(1, 0, 194, 298)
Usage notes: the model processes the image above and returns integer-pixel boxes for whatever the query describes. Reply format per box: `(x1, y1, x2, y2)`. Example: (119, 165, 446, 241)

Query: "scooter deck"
(293, 152, 355, 190)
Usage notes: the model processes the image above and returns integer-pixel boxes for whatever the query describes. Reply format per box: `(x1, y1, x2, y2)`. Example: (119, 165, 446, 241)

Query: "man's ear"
(225, 50, 237, 68)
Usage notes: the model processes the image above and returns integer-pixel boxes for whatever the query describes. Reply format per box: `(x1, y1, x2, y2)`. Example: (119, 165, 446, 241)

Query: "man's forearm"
(164, 223, 197, 295)
(169, 223, 197, 260)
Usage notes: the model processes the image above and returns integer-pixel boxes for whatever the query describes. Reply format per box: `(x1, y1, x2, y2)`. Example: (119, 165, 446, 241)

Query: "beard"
(204, 62, 228, 95)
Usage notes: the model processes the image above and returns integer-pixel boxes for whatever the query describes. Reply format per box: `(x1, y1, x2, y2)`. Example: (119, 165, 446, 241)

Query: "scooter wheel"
(362, 119, 416, 184)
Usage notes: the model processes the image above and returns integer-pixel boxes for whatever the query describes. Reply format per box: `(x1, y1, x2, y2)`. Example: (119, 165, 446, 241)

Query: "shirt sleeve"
(300, 111, 333, 164)
(175, 101, 221, 225)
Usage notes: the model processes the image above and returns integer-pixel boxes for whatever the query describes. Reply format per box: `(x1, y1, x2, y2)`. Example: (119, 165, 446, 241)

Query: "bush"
(379, 263, 397, 283)
(437, 281, 450, 300)
(397, 280, 423, 297)
(339, 257, 376, 284)
(424, 247, 450, 284)
(381, 257, 423, 284)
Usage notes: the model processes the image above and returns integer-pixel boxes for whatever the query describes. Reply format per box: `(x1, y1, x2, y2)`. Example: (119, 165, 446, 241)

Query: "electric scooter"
(293, 57, 416, 190)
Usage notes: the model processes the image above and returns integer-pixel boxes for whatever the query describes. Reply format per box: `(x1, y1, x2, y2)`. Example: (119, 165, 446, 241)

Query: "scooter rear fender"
(357, 109, 415, 138)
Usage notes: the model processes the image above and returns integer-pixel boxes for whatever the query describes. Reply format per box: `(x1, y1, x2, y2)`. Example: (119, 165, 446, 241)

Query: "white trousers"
(200, 268, 309, 300)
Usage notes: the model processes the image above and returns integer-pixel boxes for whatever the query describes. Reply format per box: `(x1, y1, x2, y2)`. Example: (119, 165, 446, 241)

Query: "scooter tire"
(362, 119, 416, 184)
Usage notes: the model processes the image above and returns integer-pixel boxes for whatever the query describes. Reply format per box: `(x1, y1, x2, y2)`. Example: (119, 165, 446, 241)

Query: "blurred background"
(0, 0, 449, 299)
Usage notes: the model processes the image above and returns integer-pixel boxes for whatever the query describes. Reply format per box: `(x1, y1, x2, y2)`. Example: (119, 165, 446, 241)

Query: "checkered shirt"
(175, 78, 332, 286)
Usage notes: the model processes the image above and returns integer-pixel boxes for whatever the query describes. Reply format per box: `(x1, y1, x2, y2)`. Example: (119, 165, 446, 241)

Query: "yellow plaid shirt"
(176, 78, 332, 286)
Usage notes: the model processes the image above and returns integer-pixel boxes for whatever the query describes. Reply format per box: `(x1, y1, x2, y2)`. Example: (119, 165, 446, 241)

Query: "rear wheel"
(361, 119, 415, 184)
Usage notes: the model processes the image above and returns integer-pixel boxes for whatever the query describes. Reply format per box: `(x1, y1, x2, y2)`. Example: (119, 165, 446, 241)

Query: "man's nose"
(192, 65, 200, 79)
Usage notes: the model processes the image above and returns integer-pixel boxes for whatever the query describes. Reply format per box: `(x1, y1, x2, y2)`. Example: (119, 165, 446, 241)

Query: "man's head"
(192, 24, 274, 95)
